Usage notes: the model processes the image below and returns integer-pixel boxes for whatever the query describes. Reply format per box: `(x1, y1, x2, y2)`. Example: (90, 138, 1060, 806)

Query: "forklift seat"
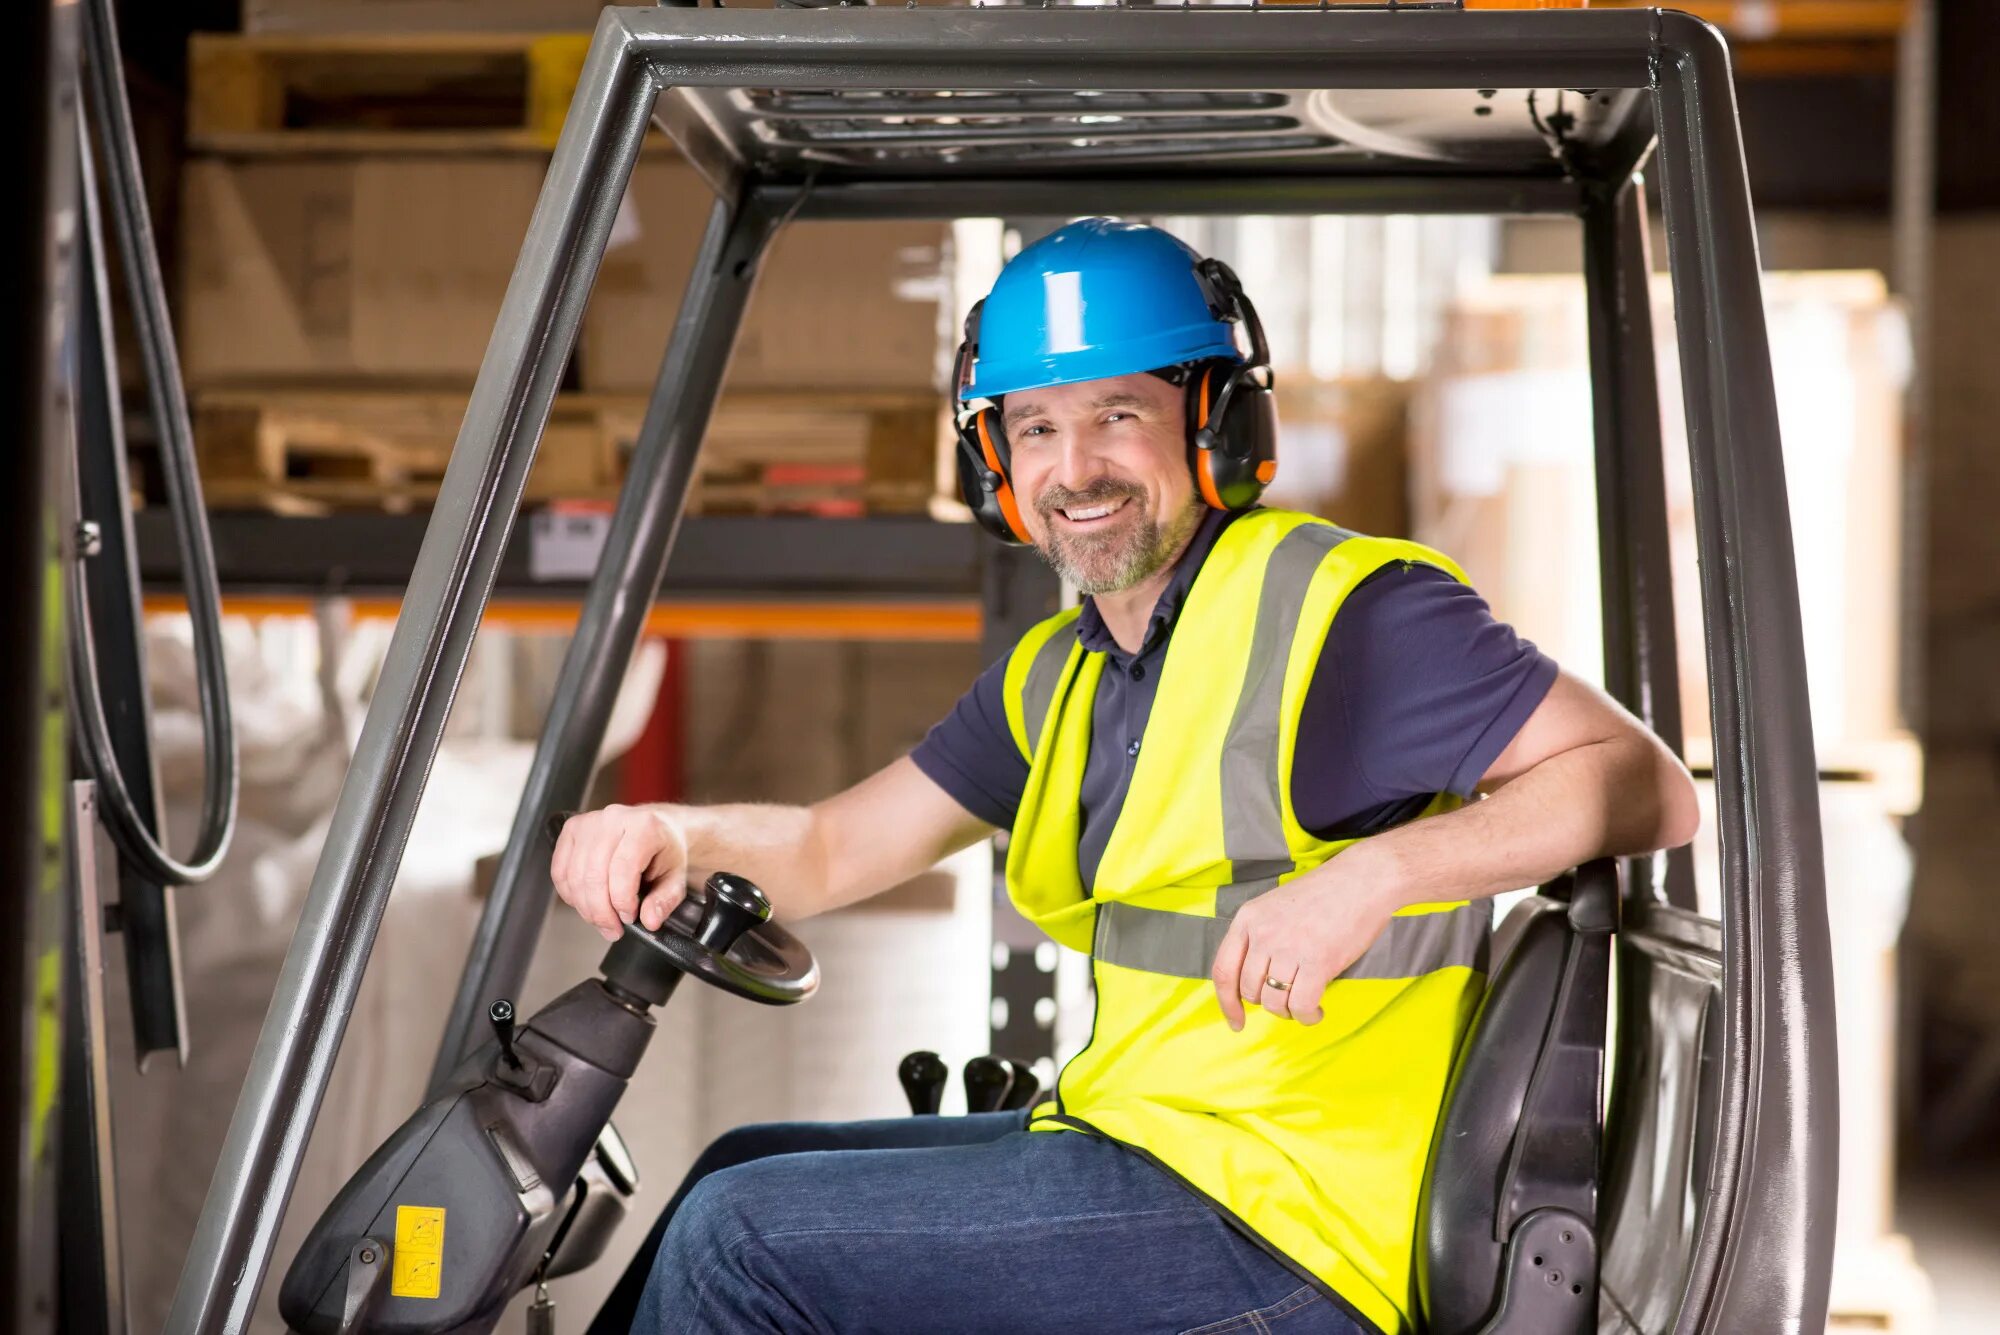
(1417, 861, 1616, 1335)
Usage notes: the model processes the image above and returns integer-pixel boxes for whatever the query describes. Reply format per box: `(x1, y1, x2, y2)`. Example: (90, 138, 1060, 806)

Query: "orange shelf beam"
(1587, 1, 1910, 42)
(143, 594, 982, 643)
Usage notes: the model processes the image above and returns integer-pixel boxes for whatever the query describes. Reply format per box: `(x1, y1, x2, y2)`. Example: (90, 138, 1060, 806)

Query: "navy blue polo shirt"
(911, 509, 1558, 888)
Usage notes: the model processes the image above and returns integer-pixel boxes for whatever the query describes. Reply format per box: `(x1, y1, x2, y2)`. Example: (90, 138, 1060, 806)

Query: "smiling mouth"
(1056, 496, 1133, 525)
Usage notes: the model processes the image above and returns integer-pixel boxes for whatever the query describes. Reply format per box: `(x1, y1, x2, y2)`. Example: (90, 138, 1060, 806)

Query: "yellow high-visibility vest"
(1002, 509, 1490, 1335)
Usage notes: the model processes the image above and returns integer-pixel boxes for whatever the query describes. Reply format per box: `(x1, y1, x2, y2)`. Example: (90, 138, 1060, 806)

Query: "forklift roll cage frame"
(162, 5, 1834, 1332)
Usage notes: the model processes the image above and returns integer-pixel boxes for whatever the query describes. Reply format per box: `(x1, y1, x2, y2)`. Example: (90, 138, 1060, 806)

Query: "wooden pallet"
(193, 388, 942, 517)
(186, 30, 674, 155)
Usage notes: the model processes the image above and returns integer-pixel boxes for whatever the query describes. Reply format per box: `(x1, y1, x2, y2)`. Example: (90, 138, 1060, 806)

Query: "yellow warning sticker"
(391, 1205, 447, 1299)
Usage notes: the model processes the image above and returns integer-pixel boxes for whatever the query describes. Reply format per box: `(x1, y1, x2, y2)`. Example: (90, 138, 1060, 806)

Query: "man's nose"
(1051, 432, 1109, 490)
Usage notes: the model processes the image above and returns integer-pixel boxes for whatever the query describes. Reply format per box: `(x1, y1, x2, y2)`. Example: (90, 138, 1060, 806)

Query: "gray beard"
(1035, 485, 1203, 596)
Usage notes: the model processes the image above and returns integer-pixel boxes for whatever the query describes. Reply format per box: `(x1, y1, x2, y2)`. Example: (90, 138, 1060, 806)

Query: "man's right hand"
(550, 804, 691, 943)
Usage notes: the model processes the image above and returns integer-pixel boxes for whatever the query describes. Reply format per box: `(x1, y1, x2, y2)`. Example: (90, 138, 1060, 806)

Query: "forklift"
(5, 2, 1835, 1333)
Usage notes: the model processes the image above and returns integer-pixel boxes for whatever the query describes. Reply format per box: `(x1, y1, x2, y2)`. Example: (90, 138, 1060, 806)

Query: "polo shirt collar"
(1075, 506, 1239, 660)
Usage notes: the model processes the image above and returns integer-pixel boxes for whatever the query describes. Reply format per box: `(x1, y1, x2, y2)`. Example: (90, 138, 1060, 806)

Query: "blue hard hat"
(961, 218, 1244, 402)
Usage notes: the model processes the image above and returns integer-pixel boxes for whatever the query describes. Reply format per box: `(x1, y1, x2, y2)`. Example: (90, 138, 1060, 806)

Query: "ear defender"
(954, 402, 1033, 544)
(1189, 360, 1280, 512)
(1187, 258, 1279, 513)
(952, 301, 1036, 544)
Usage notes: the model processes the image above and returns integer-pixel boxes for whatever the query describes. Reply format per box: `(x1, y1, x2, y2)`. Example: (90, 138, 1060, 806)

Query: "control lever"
(998, 1059, 1041, 1111)
(899, 1051, 948, 1115)
(486, 996, 558, 1100)
(964, 1055, 1014, 1114)
(526, 1280, 555, 1335)
(489, 999, 520, 1069)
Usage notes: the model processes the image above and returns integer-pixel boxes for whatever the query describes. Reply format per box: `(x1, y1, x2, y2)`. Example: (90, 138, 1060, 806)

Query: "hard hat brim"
(962, 328, 1242, 402)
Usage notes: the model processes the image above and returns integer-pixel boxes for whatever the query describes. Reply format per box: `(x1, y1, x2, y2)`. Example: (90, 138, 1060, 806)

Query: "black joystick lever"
(998, 1059, 1041, 1111)
(964, 1055, 1014, 1114)
(489, 999, 520, 1068)
(899, 1051, 948, 1115)
(486, 996, 557, 1099)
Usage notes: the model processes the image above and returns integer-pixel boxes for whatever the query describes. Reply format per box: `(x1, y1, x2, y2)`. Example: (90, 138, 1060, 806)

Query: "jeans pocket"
(1176, 1283, 1325, 1335)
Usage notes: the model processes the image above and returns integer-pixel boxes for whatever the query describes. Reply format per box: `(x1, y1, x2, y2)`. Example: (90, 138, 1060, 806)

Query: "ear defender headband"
(951, 256, 1279, 547)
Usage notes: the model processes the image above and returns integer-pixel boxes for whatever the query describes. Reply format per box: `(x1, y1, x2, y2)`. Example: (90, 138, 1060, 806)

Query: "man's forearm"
(1344, 736, 1696, 912)
(664, 801, 834, 920)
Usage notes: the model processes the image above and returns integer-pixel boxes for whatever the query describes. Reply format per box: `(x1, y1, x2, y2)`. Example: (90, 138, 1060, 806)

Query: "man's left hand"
(1210, 867, 1399, 1031)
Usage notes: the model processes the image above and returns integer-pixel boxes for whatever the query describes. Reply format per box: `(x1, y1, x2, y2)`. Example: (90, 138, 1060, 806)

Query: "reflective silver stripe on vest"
(1214, 523, 1353, 917)
(1344, 901, 1491, 980)
(1020, 626, 1077, 761)
(1097, 899, 1490, 982)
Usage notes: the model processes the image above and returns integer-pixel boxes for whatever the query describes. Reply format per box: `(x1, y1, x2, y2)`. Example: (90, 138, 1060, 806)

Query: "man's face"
(1000, 372, 1203, 596)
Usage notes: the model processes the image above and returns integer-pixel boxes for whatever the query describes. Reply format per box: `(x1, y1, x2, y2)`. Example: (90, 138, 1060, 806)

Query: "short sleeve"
(1292, 562, 1559, 837)
(908, 654, 1028, 830)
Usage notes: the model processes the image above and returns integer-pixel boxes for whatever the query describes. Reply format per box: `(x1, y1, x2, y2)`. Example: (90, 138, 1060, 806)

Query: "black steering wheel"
(608, 871, 820, 1006)
(547, 812, 818, 1008)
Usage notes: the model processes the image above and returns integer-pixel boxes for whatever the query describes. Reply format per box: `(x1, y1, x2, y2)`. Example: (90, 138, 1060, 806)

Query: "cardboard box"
(1410, 271, 1908, 757)
(582, 161, 951, 394)
(180, 156, 547, 384)
(1264, 377, 1412, 539)
(181, 156, 953, 396)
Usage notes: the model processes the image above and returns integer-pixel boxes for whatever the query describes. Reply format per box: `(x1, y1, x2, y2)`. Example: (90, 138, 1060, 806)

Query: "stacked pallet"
(178, 24, 955, 519)
(192, 388, 941, 518)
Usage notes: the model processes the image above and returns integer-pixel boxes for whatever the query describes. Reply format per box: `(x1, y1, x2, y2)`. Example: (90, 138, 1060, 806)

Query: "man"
(560, 218, 1698, 1334)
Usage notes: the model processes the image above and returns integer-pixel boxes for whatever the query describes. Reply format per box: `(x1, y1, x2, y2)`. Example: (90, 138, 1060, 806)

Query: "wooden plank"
(187, 43, 287, 139)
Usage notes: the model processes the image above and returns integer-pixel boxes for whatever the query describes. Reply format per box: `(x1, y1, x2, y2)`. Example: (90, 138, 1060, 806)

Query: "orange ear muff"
(1193, 366, 1228, 510)
(977, 411, 1034, 543)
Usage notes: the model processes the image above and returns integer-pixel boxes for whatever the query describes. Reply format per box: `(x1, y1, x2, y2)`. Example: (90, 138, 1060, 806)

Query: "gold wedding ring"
(1265, 976, 1291, 991)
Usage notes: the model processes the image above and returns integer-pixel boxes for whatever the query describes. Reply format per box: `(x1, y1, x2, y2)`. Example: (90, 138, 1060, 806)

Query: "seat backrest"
(1416, 863, 1615, 1335)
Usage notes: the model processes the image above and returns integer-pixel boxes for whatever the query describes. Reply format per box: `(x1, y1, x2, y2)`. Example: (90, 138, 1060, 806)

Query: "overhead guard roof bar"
(760, 175, 1590, 220)
(166, 9, 1834, 1335)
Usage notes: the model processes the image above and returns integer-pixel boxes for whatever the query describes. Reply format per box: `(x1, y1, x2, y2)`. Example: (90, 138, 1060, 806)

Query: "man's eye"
(1019, 424, 1050, 438)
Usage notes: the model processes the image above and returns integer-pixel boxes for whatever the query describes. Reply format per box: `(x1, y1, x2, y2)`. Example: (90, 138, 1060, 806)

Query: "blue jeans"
(592, 1110, 1370, 1335)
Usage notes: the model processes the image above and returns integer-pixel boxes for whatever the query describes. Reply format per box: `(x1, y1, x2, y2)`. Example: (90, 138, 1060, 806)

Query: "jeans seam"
(709, 1229, 833, 1335)
(720, 1202, 1207, 1249)
(680, 1231, 734, 1327)
(1176, 1283, 1322, 1335)
(1260, 1284, 1319, 1321)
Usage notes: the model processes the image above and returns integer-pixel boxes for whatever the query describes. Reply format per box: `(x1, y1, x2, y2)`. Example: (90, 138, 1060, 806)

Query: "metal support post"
(1649, 15, 1837, 1335)
(1890, 0, 1934, 736)
(5, 0, 77, 1328)
(57, 784, 127, 1335)
(165, 16, 656, 1330)
(429, 190, 780, 1088)
(1580, 173, 1696, 913)
(74, 117, 187, 1067)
